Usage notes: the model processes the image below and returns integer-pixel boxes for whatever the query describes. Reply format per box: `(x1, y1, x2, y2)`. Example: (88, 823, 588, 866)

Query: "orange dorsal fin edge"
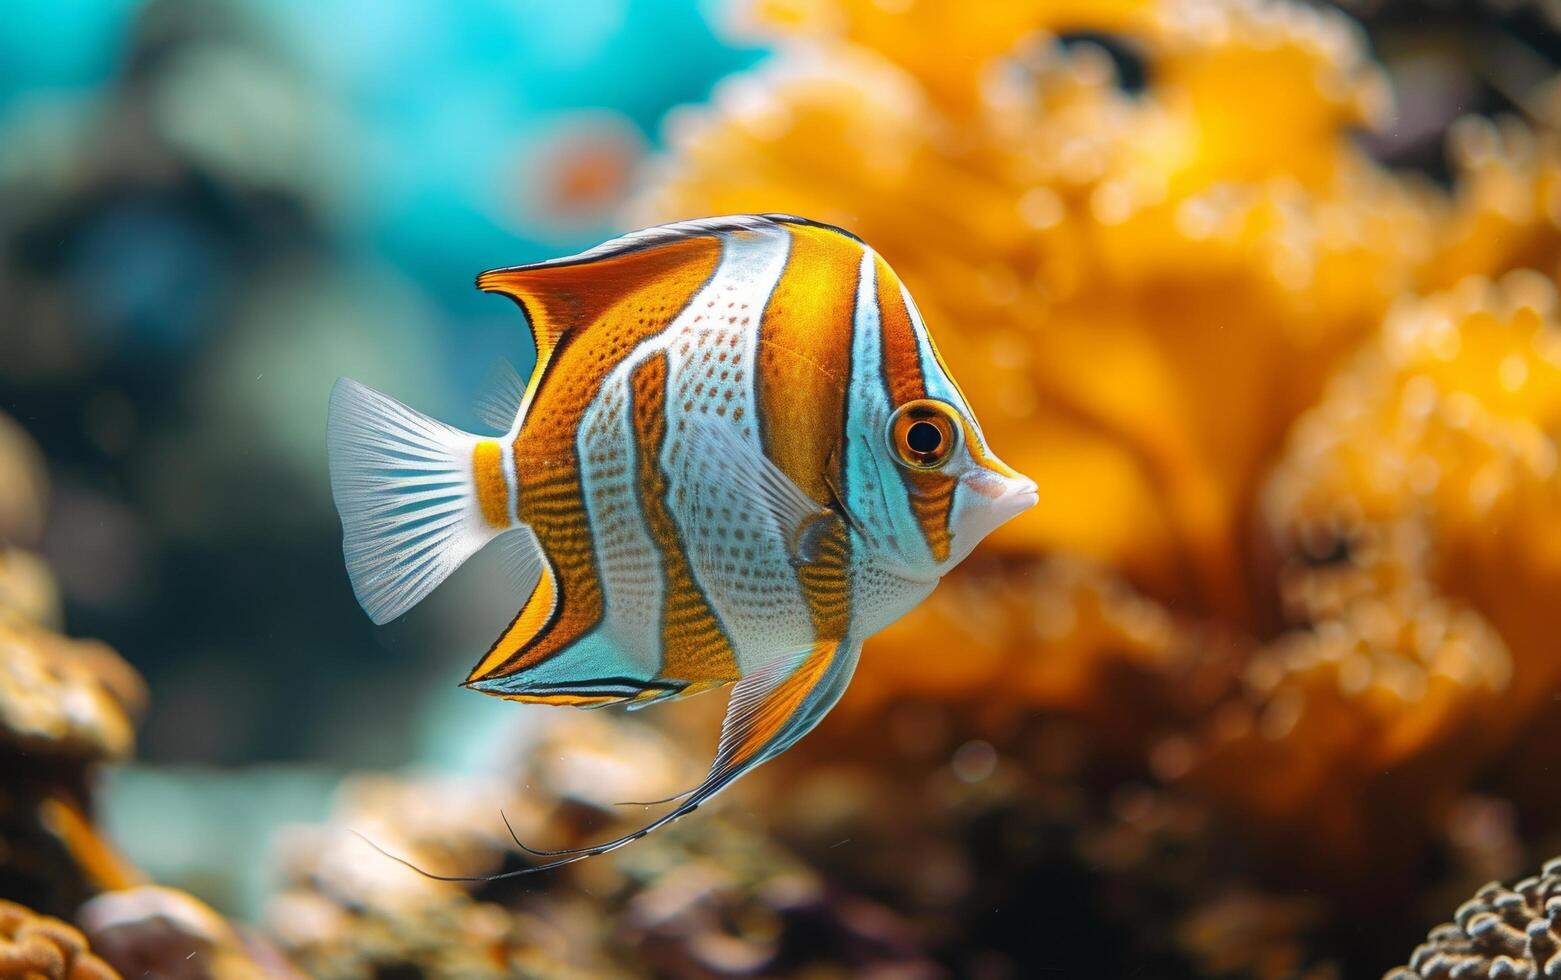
(475, 215, 836, 393)
(476, 228, 737, 425)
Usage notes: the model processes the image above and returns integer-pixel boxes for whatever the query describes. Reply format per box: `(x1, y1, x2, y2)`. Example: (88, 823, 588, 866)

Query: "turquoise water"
(0, 0, 761, 772)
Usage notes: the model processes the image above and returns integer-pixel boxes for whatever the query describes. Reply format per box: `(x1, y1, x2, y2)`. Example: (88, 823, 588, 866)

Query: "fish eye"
(888, 400, 960, 469)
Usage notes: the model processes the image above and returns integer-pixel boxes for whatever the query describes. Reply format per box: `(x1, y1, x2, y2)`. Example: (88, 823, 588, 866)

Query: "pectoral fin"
(680, 413, 838, 567)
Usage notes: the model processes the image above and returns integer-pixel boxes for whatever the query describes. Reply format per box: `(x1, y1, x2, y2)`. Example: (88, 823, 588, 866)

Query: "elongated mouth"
(996, 476, 1039, 521)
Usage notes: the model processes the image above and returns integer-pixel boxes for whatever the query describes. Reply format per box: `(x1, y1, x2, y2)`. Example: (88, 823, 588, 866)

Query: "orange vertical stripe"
(756, 224, 859, 501)
(471, 440, 509, 528)
(757, 224, 860, 639)
(479, 237, 724, 679)
(629, 351, 740, 683)
(875, 254, 927, 406)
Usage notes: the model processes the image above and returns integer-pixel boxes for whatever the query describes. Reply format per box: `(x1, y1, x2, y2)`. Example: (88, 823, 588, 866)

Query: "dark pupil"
(906, 420, 943, 456)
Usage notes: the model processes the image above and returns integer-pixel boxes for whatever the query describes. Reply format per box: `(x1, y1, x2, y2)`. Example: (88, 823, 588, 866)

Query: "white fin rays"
(327, 378, 503, 624)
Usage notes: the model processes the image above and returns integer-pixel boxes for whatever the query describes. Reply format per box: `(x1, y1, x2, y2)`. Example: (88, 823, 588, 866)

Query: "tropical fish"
(326, 214, 1037, 873)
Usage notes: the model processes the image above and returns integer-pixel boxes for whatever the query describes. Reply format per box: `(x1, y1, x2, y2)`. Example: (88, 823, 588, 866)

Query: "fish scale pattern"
(1387, 858, 1561, 980)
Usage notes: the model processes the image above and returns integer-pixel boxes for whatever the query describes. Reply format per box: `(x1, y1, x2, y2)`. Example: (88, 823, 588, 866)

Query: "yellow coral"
(643, 0, 1431, 621)
(1266, 271, 1561, 729)
(737, 0, 1157, 113)
(0, 611, 144, 762)
(0, 900, 118, 980)
(641, 0, 1561, 884)
(1427, 116, 1561, 289)
(1175, 273, 1561, 865)
(835, 556, 1206, 727)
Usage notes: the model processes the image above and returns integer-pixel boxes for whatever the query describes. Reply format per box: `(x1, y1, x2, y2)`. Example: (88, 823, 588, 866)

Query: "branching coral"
(1386, 856, 1561, 980)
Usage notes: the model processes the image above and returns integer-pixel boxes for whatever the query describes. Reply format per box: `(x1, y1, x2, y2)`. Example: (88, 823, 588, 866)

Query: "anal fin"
(464, 550, 666, 704)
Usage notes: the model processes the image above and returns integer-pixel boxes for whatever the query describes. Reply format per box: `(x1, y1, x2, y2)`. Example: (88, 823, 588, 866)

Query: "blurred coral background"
(7, 1, 1561, 977)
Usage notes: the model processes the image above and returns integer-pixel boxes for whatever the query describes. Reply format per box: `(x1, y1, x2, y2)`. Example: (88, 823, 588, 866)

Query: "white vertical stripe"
(899, 283, 966, 412)
(662, 225, 812, 672)
(844, 249, 932, 577)
(574, 370, 663, 679)
(501, 423, 520, 526)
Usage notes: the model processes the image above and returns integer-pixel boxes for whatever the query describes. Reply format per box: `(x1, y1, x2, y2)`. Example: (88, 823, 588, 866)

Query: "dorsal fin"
(477, 215, 807, 426)
(474, 214, 858, 348)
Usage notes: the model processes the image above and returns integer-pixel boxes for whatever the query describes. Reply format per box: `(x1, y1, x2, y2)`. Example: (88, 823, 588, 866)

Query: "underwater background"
(7, 0, 1561, 977)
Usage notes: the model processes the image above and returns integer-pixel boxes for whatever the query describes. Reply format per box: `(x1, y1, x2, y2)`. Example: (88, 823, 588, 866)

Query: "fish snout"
(961, 464, 1038, 521)
(995, 474, 1039, 522)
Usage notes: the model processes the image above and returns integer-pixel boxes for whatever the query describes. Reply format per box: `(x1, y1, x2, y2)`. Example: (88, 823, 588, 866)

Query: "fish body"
(328, 214, 1036, 865)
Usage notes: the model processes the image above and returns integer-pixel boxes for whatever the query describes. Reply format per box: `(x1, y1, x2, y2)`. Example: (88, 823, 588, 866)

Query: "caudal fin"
(327, 378, 509, 624)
